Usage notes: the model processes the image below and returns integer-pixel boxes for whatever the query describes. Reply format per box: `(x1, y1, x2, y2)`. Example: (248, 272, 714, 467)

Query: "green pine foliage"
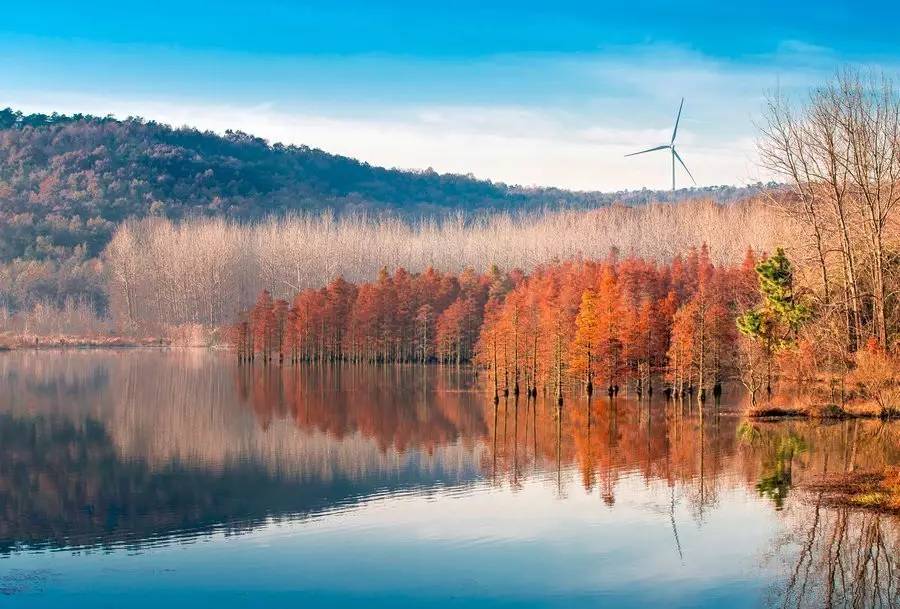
(737, 247, 809, 352)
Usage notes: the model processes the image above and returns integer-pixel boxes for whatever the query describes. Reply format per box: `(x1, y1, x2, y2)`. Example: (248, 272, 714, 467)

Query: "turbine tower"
(625, 98, 696, 195)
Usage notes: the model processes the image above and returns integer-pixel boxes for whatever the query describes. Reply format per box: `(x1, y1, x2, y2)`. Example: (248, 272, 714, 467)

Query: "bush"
(851, 339, 900, 416)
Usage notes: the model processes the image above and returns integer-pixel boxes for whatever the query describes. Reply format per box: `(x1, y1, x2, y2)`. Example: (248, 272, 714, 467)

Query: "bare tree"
(759, 68, 900, 352)
(101, 199, 782, 329)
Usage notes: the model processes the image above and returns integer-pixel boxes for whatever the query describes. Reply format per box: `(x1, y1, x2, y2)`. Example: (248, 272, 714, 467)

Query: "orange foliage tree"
(229, 245, 754, 404)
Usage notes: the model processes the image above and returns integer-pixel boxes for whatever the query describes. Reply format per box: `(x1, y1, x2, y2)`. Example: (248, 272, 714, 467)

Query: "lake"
(0, 349, 897, 608)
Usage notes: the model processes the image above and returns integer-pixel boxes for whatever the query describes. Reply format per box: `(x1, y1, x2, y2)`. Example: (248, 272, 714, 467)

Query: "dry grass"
(747, 393, 823, 418)
(747, 402, 890, 419)
(747, 404, 810, 418)
(0, 332, 167, 349)
(0, 322, 224, 350)
(747, 389, 899, 419)
(803, 468, 900, 514)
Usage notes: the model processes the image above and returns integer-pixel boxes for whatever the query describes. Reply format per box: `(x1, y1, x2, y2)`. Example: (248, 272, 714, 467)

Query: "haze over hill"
(0, 108, 769, 264)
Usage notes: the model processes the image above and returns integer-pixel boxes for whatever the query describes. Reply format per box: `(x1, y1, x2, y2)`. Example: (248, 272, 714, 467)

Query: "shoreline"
(748, 404, 900, 421)
(0, 337, 195, 350)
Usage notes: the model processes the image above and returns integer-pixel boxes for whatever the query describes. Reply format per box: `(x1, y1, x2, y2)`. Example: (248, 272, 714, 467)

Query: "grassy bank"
(748, 396, 899, 420)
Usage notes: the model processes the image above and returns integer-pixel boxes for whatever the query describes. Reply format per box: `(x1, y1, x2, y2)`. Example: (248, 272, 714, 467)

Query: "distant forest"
(0, 107, 770, 319)
(0, 107, 770, 264)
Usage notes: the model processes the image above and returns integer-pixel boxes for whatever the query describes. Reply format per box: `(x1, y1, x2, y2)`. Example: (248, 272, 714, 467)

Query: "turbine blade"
(671, 98, 684, 144)
(673, 148, 696, 185)
(624, 144, 670, 157)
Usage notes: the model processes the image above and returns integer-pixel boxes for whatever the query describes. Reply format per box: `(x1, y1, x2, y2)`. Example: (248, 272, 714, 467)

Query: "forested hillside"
(0, 107, 770, 321)
(0, 108, 768, 263)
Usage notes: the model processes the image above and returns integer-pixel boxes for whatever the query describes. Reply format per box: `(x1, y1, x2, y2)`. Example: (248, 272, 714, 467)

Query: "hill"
(0, 108, 769, 263)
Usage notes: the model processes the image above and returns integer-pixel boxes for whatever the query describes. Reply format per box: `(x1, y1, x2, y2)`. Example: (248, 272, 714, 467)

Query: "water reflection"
(0, 350, 897, 608)
(769, 501, 899, 608)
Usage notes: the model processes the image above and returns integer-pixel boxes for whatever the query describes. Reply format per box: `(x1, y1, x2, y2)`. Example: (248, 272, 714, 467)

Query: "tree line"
(475, 246, 760, 404)
(230, 265, 512, 365)
(231, 232, 897, 416)
(104, 199, 780, 329)
(229, 245, 767, 400)
(0, 107, 767, 266)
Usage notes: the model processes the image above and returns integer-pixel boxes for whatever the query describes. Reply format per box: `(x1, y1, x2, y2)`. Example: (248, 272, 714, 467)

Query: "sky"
(2, 0, 899, 191)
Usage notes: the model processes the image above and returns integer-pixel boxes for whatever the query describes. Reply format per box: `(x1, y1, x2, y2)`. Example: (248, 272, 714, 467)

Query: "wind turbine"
(625, 98, 696, 195)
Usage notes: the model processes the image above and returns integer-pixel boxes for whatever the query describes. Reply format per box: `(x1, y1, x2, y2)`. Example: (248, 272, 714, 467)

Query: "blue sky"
(2, 1, 898, 190)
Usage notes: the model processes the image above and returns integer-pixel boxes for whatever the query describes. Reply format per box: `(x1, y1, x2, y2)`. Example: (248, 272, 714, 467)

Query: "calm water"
(0, 350, 897, 608)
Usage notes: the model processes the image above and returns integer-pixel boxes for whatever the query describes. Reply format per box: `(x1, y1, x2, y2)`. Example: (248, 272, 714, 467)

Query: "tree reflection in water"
(768, 499, 899, 608)
(0, 350, 897, 608)
(740, 423, 809, 509)
(742, 421, 900, 608)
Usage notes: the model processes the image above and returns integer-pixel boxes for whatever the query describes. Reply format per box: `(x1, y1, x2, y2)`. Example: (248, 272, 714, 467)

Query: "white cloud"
(4, 88, 770, 191)
(5, 41, 853, 190)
